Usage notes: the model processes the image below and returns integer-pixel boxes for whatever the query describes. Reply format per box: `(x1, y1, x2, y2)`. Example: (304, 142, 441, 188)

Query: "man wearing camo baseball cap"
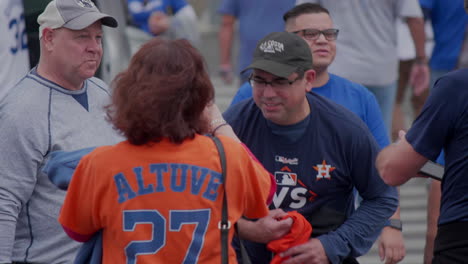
(0, 0, 122, 263)
(38, 0, 117, 38)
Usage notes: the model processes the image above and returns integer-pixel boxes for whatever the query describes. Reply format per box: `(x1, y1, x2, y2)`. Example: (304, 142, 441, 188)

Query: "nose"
(262, 84, 277, 98)
(87, 37, 102, 53)
(315, 33, 328, 43)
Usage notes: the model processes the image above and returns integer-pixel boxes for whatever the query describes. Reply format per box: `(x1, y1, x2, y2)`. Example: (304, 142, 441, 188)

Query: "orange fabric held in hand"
(266, 211, 312, 264)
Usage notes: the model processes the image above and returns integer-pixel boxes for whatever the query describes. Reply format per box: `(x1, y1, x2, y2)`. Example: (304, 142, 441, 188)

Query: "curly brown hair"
(107, 38, 214, 145)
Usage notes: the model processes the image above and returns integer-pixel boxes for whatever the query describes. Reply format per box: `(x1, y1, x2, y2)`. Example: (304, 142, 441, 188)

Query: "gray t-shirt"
(297, 0, 422, 86)
(0, 68, 122, 263)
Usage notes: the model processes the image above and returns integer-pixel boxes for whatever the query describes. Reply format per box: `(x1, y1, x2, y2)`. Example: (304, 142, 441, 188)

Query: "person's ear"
(41, 28, 55, 51)
(304, 69, 316, 92)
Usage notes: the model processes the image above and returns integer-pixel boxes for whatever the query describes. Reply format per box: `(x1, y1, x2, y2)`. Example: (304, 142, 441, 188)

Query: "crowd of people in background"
(0, 0, 467, 263)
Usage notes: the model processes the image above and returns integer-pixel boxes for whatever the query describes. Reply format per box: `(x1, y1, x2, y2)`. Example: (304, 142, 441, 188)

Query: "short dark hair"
(283, 3, 330, 22)
(107, 38, 214, 145)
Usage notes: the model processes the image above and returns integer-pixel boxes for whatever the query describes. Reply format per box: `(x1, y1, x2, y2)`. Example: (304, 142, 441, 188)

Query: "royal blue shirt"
(218, 0, 296, 77)
(419, 0, 468, 70)
(230, 74, 390, 148)
(406, 69, 468, 225)
(127, 0, 187, 34)
(224, 93, 398, 264)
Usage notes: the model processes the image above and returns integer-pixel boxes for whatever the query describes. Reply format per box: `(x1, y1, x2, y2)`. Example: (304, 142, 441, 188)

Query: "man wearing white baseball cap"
(38, 0, 117, 38)
(0, 0, 122, 263)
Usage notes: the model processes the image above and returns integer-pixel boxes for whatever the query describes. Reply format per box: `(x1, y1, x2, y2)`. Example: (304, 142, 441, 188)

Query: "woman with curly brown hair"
(57, 38, 276, 263)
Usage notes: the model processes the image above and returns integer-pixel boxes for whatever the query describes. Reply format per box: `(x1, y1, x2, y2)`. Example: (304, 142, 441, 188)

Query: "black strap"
(210, 136, 230, 264)
(235, 223, 252, 264)
(210, 135, 252, 264)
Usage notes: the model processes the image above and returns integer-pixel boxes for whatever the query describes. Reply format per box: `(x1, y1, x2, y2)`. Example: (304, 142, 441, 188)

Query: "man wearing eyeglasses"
(230, 4, 388, 150)
(229, 4, 405, 263)
(223, 30, 398, 264)
(297, 0, 428, 140)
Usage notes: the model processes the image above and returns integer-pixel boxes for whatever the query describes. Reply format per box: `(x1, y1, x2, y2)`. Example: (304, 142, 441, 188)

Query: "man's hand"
(378, 226, 406, 264)
(409, 63, 429, 96)
(280, 238, 330, 264)
(148, 11, 170, 35)
(238, 209, 293, 243)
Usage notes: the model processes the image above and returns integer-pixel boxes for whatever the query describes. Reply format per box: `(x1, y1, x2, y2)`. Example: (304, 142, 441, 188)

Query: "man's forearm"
(218, 15, 235, 66)
(236, 210, 292, 244)
(236, 218, 260, 242)
(236, 218, 280, 243)
(406, 17, 427, 62)
(318, 193, 399, 264)
(377, 135, 428, 186)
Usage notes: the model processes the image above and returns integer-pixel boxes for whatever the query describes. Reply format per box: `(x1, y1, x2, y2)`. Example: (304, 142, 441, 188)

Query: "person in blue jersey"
(297, 0, 428, 137)
(0, 0, 121, 263)
(218, 0, 296, 84)
(419, 0, 468, 87)
(229, 4, 406, 263)
(127, 0, 197, 39)
(0, 0, 30, 101)
(377, 69, 468, 264)
(224, 31, 398, 264)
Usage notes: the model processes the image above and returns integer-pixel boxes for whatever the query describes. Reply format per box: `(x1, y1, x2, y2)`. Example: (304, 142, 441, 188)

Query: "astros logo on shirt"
(313, 160, 336, 180)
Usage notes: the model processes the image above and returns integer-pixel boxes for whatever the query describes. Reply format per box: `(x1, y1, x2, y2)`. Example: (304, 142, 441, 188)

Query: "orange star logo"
(313, 160, 336, 180)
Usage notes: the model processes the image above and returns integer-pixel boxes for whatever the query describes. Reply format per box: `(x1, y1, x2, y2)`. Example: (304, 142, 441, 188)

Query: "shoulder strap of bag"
(209, 135, 230, 264)
(210, 135, 252, 264)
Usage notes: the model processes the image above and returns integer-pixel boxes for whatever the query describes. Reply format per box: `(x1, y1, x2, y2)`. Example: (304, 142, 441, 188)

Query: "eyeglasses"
(248, 75, 301, 89)
(292, 28, 339, 41)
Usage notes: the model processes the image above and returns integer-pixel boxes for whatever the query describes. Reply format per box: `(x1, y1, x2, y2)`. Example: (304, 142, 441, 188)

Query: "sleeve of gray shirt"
(398, 0, 423, 18)
(0, 97, 49, 262)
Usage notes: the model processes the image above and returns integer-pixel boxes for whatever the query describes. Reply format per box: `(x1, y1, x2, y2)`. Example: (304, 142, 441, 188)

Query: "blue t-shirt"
(224, 93, 398, 264)
(218, 0, 296, 76)
(419, 0, 468, 70)
(436, 151, 445, 166)
(127, 0, 187, 34)
(406, 69, 468, 225)
(230, 74, 390, 148)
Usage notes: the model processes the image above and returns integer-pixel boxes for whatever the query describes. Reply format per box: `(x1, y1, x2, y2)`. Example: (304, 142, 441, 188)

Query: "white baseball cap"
(38, 0, 118, 38)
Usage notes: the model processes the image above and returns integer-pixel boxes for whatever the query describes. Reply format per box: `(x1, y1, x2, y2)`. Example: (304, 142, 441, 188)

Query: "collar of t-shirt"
(31, 67, 89, 111)
(266, 115, 310, 144)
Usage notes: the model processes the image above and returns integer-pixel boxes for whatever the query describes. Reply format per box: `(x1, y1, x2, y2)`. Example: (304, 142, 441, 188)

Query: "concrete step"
(401, 210, 427, 222)
(400, 197, 428, 210)
(402, 223, 427, 236)
(400, 184, 427, 196)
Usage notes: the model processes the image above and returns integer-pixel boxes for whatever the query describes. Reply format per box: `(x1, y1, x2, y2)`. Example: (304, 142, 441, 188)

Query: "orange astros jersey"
(59, 134, 272, 263)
